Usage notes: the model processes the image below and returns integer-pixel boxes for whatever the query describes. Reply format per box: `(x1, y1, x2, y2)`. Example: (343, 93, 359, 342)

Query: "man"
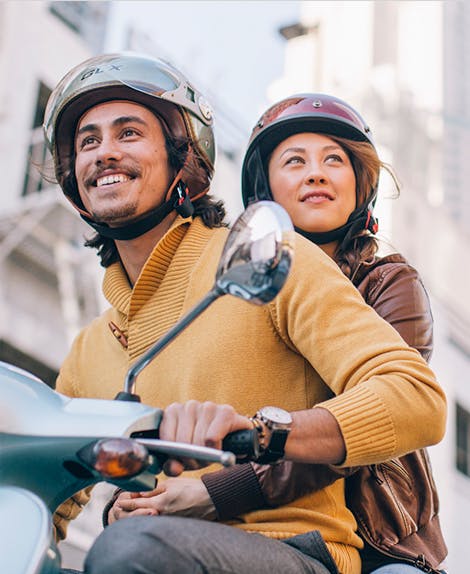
(47, 53, 446, 574)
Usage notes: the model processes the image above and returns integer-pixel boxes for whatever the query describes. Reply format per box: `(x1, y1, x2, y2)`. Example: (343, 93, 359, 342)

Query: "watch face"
(259, 406, 292, 425)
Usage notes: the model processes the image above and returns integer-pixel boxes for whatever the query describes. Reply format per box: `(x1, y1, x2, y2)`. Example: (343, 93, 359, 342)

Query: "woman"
(233, 93, 446, 573)
(104, 94, 447, 574)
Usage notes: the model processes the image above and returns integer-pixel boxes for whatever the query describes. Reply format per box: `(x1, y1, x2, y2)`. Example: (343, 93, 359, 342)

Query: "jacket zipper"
(381, 459, 413, 486)
(372, 462, 413, 537)
(360, 464, 442, 573)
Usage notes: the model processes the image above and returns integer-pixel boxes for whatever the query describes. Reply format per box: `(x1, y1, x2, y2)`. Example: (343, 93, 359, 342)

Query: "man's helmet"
(43, 52, 215, 239)
(241, 93, 378, 246)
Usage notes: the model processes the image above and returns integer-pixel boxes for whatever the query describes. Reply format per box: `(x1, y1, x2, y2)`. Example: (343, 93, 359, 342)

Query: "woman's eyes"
(284, 155, 304, 165)
(284, 153, 344, 165)
(325, 154, 344, 163)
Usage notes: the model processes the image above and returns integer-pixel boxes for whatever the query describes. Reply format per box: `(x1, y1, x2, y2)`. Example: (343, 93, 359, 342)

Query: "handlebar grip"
(222, 428, 260, 460)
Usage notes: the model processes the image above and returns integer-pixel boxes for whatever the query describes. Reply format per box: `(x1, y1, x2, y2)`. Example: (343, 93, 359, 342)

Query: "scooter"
(0, 200, 294, 574)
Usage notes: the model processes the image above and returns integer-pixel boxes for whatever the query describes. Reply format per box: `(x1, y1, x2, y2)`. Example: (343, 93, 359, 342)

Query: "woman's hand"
(107, 478, 216, 524)
(160, 400, 253, 476)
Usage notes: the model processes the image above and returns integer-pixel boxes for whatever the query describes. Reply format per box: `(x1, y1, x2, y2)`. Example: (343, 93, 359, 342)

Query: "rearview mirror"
(215, 201, 294, 304)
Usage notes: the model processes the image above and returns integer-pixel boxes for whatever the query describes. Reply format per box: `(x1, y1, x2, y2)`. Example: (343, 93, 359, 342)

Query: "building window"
(22, 82, 52, 196)
(456, 403, 470, 477)
(49, 1, 109, 52)
(50, 0, 83, 33)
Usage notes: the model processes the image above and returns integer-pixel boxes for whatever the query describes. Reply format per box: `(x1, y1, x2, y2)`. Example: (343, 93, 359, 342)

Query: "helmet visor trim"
(252, 114, 373, 162)
(44, 53, 185, 146)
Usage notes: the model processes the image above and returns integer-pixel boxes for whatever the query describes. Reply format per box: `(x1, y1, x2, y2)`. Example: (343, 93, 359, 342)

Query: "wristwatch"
(251, 406, 292, 464)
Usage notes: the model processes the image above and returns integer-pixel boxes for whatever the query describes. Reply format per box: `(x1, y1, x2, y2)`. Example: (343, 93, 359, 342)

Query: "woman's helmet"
(241, 93, 378, 246)
(43, 52, 216, 239)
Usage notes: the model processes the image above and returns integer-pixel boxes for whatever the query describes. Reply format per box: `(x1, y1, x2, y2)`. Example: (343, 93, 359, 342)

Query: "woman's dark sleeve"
(361, 262, 433, 360)
(201, 461, 353, 520)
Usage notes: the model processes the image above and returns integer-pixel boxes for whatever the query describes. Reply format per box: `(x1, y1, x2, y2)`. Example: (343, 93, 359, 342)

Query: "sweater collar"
(103, 216, 216, 317)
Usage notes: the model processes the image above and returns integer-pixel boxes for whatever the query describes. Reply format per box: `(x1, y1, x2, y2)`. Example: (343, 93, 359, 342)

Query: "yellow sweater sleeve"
(270, 234, 446, 467)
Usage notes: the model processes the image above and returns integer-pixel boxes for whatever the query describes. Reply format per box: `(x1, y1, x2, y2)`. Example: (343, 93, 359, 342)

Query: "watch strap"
(256, 428, 289, 464)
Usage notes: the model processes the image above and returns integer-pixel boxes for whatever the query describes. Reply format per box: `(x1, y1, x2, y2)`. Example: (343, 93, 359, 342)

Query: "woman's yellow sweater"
(56, 216, 446, 574)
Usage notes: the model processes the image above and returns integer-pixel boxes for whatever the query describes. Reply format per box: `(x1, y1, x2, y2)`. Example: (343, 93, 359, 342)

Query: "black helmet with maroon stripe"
(241, 94, 379, 246)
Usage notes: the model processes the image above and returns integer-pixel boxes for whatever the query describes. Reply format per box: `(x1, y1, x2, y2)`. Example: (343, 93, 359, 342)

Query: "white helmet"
(43, 52, 215, 238)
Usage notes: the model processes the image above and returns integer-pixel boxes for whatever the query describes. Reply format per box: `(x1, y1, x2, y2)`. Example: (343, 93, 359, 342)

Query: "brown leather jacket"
(202, 254, 447, 573)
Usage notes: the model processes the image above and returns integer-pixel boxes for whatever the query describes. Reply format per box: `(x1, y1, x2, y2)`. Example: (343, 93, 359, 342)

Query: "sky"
(105, 1, 301, 139)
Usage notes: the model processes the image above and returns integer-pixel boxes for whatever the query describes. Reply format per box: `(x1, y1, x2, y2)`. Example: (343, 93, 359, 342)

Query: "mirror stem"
(124, 286, 223, 395)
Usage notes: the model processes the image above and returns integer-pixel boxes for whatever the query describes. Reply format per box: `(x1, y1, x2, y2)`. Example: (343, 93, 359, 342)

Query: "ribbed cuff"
(317, 385, 396, 467)
(201, 463, 265, 520)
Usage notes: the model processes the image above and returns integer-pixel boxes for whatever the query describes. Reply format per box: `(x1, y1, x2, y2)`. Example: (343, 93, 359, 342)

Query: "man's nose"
(96, 137, 123, 163)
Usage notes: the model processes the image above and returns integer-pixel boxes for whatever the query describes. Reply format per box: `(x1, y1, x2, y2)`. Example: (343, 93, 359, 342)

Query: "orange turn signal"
(91, 438, 149, 478)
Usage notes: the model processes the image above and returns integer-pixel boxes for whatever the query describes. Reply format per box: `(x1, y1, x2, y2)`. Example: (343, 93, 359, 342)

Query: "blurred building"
(0, 0, 112, 566)
(270, 1, 469, 571)
(0, 1, 109, 383)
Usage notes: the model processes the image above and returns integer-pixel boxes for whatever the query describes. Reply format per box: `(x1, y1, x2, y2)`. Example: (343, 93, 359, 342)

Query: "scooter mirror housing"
(215, 201, 294, 304)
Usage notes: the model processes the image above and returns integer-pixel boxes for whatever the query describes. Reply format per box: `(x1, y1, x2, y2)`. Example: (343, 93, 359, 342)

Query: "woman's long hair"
(327, 135, 400, 281)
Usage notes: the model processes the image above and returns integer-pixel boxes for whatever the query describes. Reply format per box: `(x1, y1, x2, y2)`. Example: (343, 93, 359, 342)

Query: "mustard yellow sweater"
(56, 216, 446, 574)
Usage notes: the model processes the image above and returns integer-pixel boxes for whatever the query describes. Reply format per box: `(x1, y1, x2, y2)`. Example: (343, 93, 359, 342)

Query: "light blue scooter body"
(0, 361, 161, 438)
(0, 486, 60, 574)
(0, 361, 163, 511)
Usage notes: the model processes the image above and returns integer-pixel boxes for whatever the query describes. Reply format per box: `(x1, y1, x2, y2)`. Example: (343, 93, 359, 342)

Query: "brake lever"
(135, 438, 236, 467)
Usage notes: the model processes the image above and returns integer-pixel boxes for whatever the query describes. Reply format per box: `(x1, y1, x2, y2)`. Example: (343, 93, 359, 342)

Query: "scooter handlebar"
(136, 438, 237, 467)
(136, 428, 260, 469)
(222, 428, 260, 460)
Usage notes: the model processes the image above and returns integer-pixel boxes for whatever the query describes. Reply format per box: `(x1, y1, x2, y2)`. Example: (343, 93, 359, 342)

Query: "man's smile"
(96, 173, 132, 187)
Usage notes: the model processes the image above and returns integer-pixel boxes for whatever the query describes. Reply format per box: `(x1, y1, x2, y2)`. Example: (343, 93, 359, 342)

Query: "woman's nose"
(305, 168, 328, 185)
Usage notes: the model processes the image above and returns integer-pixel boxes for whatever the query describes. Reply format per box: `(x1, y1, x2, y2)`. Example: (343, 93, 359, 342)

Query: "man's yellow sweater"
(56, 217, 446, 574)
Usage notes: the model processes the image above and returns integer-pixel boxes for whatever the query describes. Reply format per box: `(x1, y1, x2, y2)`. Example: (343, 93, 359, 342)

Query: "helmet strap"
(80, 169, 194, 241)
(296, 200, 378, 249)
(174, 180, 195, 218)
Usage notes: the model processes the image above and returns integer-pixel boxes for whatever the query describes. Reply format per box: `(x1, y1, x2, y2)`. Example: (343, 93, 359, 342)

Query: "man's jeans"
(84, 516, 337, 574)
